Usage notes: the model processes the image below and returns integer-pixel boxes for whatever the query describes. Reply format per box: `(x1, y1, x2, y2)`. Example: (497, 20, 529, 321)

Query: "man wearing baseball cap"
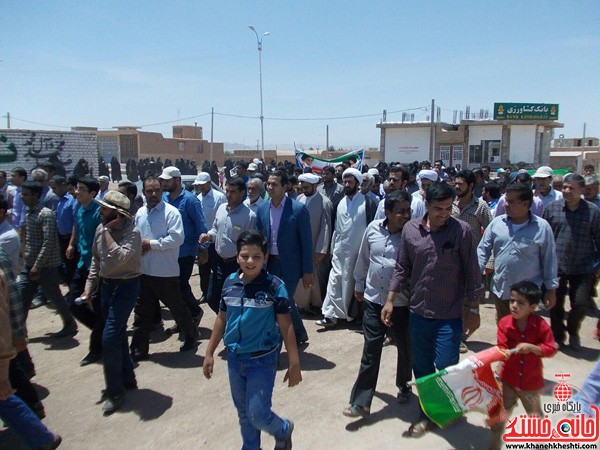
(159, 167, 207, 328)
(533, 166, 562, 210)
(194, 172, 226, 303)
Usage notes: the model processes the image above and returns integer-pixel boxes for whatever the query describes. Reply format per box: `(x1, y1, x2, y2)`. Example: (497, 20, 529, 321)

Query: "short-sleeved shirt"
(220, 269, 289, 356)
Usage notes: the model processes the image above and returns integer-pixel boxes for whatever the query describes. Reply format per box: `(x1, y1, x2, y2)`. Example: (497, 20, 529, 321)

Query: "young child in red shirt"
(490, 280, 556, 450)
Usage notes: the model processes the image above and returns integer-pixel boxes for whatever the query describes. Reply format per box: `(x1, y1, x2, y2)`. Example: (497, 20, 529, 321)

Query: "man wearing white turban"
(295, 173, 333, 310)
(412, 169, 438, 203)
(318, 168, 377, 327)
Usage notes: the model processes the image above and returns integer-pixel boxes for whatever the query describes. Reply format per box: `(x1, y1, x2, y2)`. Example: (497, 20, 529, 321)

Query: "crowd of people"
(0, 156, 599, 449)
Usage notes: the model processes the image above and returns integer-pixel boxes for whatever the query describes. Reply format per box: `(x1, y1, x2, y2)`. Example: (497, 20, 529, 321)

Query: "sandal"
(407, 418, 435, 438)
(342, 404, 370, 418)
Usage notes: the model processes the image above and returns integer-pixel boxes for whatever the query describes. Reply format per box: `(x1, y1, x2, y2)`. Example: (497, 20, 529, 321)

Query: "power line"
(7, 106, 430, 130)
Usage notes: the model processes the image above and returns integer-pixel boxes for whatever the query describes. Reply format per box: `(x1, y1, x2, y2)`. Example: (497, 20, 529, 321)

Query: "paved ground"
(1, 274, 599, 449)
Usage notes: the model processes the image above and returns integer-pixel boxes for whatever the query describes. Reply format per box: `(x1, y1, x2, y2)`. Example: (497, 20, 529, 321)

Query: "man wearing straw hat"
(81, 190, 142, 415)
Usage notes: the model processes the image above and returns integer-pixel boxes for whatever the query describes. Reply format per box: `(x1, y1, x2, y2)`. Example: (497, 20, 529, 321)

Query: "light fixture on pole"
(249, 25, 269, 160)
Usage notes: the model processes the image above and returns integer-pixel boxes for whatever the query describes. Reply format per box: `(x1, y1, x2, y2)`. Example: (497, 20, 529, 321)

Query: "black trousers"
(179, 255, 202, 318)
(207, 254, 240, 314)
(68, 266, 104, 354)
(197, 244, 216, 297)
(58, 234, 78, 285)
(349, 301, 412, 409)
(131, 275, 195, 355)
(551, 273, 595, 343)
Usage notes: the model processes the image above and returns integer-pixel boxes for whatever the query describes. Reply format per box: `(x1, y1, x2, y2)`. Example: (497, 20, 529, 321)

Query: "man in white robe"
(295, 173, 333, 310)
(318, 168, 375, 327)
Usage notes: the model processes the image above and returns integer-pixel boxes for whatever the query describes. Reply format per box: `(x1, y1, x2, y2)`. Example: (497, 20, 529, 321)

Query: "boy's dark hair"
(227, 177, 247, 192)
(510, 280, 542, 305)
(384, 190, 411, 211)
(78, 176, 100, 197)
(21, 180, 43, 197)
(426, 181, 456, 203)
(322, 166, 335, 175)
(584, 163, 594, 171)
(269, 170, 289, 186)
(505, 183, 533, 207)
(237, 230, 268, 255)
(514, 172, 532, 185)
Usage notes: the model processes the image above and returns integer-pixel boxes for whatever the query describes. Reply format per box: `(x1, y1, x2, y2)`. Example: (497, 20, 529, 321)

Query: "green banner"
(494, 103, 559, 120)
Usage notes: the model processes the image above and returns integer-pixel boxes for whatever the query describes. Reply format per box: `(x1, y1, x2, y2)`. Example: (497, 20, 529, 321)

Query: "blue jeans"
(0, 395, 55, 448)
(101, 278, 140, 397)
(227, 350, 292, 450)
(409, 311, 462, 419)
(266, 257, 308, 341)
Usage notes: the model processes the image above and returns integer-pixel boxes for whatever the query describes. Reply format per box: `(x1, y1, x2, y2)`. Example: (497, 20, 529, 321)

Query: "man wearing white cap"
(96, 176, 110, 200)
(318, 168, 377, 327)
(194, 172, 226, 303)
(295, 173, 333, 310)
(159, 166, 207, 326)
(533, 166, 562, 210)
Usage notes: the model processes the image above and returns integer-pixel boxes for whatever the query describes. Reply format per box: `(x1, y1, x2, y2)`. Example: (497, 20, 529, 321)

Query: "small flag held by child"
(413, 346, 514, 428)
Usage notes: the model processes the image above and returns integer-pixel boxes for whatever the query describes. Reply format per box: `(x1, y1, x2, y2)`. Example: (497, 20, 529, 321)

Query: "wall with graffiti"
(0, 129, 98, 176)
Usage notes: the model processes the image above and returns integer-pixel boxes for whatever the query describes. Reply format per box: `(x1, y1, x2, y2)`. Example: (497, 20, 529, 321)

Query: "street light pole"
(249, 26, 269, 161)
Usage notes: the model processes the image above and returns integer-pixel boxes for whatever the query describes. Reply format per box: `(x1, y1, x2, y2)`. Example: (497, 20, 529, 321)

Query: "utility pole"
(210, 107, 214, 163)
(579, 122, 587, 174)
(5, 112, 9, 129)
(326, 125, 329, 153)
(429, 99, 435, 161)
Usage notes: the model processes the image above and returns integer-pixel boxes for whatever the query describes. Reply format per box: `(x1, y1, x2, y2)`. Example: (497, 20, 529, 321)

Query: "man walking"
(318, 168, 376, 327)
(159, 166, 207, 324)
(295, 173, 332, 310)
(385, 182, 482, 437)
(478, 183, 558, 321)
(194, 172, 226, 303)
(17, 181, 77, 338)
(131, 176, 196, 360)
(256, 170, 312, 343)
(542, 173, 600, 350)
(200, 178, 256, 313)
(82, 190, 142, 415)
(343, 191, 413, 418)
(67, 177, 104, 366)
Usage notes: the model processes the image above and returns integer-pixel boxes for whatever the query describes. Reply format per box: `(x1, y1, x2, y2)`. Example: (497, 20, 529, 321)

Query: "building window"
(197, 143, 204, 153)
(469, 145, 482, 164)
(575, 139, 582, 147)
(178, 142, 185, 152)
(453, 145, 463, 165)
(439, 145, 450, 164)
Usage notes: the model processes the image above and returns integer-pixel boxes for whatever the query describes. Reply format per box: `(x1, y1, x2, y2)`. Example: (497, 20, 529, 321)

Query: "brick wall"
(0, 129, 98, 175)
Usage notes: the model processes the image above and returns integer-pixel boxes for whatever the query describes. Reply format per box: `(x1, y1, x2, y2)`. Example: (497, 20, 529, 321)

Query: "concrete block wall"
(0, 129, 98, 175)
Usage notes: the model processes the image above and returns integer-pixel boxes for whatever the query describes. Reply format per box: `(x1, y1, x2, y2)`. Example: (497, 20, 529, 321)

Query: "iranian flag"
(414, 346, 513, 428)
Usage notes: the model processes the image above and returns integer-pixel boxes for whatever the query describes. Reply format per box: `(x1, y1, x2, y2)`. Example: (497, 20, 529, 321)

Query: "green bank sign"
(494, 103, 559, 120)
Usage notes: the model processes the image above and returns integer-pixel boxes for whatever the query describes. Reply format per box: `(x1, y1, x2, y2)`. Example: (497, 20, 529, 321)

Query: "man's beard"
(344, 184, 358, 197)
(101, 210, 119, 225)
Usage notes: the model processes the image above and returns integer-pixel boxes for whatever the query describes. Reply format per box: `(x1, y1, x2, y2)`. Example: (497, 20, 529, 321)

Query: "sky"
(2, 1, 600, 152)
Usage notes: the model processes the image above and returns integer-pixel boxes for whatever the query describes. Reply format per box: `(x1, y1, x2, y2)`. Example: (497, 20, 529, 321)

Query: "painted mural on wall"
(0, 129, 98, 175)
